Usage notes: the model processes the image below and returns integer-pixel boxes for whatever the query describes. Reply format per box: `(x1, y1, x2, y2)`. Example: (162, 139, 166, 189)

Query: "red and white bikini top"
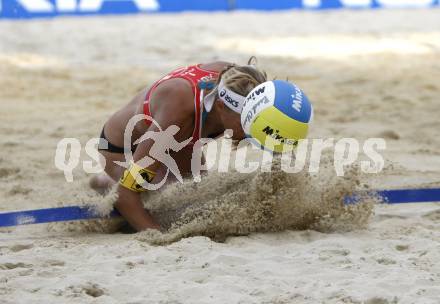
(143, 64, 219, 145)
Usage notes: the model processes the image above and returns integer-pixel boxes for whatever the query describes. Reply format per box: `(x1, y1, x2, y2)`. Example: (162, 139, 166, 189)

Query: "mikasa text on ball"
(241, 80, 313, 153)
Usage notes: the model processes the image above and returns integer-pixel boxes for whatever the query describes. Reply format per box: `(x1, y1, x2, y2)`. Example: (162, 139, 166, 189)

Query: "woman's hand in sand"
(115, 187, 161, 231)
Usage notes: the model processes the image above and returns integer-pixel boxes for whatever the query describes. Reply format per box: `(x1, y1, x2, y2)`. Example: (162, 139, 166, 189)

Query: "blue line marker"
(1, 188, 439, 228)
(344, 188, 440, 205)
(0, 206, 121, 228)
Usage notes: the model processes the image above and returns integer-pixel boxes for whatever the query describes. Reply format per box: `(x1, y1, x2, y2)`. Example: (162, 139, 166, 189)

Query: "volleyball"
(241, 80, 313, 153)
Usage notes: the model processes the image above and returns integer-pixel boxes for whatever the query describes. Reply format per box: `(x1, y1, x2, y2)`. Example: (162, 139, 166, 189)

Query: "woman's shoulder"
(150, 77, 194, 113)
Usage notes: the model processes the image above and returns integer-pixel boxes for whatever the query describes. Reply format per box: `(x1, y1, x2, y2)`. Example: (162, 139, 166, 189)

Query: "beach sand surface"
(0, 9, 440, 304)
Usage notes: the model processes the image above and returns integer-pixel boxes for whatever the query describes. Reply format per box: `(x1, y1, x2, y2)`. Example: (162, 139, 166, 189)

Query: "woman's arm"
(115, 79, 194, 231)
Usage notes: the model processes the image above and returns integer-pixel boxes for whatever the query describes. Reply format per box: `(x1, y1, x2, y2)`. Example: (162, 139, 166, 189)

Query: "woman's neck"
(202, 105, 225, 139)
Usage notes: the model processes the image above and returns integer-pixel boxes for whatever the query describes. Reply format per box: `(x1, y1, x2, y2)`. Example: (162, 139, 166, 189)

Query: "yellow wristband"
(119, 161, 156, 192)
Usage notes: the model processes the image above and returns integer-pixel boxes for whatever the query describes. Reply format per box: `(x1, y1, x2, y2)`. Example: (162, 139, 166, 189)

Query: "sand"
(1, 8, 440, 304)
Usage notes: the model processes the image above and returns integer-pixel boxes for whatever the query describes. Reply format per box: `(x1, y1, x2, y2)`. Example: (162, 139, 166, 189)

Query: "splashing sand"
(135, 155, 375, 245)
(47, 154, 375, 242)
(49, 155, 377, 245)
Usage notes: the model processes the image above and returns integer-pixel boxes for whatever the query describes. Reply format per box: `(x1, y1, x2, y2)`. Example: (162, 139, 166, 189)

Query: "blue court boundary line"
(1, 188, 439, 227)
(0, 206, 121, 228)
(344, 188, 440, 205)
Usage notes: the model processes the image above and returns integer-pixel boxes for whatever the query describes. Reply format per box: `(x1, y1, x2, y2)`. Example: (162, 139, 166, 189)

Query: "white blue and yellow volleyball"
(241, 80, 313, 153)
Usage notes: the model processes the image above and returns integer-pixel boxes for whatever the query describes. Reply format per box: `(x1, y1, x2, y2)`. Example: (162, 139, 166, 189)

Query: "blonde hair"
(219, 57, 267, 98)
